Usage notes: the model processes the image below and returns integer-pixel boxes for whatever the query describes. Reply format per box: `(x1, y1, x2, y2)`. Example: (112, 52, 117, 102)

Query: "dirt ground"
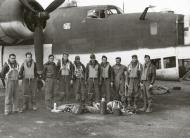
(0, 80, 190, 138)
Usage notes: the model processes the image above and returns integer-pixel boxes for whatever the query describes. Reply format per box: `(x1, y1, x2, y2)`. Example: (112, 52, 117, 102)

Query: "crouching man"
(140, 55, 156, 113)
(1, 54, 19, 115)
(19, 52, 38, 111)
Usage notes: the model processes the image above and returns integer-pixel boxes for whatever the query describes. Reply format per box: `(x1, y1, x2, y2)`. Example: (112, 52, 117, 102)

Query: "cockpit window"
(106, 6, 123, 15)
(87, 9, 106, 18)
(87, 6, 122, 19)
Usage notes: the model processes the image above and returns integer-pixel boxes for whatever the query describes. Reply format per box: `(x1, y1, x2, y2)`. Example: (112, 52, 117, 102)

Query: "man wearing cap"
(100, 55, 113, 102)
(1, 54, 19, 115)
(73, 56, 86, 103)
(57, 52, 74, 103)
(86, 54, 101, 104)
(140, 55, 156, 113)
(43, 54, 58, 110)
(127, 55, 142, 110)
(112, 57, 128, 103)
(19, 52, 38, 111)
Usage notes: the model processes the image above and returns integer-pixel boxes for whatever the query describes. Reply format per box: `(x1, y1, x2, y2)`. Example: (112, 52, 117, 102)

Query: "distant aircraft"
(0, 0, 189, 80)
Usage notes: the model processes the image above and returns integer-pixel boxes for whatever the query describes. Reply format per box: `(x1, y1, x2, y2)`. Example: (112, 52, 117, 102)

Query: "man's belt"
(89, 78, 98, 79)
(102, 77, 109, 80)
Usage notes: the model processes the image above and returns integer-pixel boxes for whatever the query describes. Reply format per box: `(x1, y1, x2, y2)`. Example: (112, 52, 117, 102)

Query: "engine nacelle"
(0, 0, 33, 44)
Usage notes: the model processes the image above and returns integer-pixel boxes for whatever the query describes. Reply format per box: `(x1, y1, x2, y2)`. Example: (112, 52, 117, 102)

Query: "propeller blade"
(28, 0, 44, 12)
(45, 0, 65, 13)
(34, 23, 44, 74)
(19, 0, 37, 13)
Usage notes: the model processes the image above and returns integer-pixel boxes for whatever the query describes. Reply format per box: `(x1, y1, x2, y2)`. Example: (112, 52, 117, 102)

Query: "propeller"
(19, 0, 65, 74)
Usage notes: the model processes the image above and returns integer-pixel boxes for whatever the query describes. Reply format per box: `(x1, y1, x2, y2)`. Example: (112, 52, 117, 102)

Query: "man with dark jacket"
(19, 52, 38, 111)
(43, 54, 58, 110)
(1, 54, 19, 115)
(140, 55, 156, 113)
(86, 54, 101, 104)
(100, 55, 113, 102)
(57, 52, 74, 103)
(73, 56, 86, 103)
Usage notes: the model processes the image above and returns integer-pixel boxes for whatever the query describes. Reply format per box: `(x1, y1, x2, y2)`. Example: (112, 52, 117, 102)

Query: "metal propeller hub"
(37, 12, 50, 20)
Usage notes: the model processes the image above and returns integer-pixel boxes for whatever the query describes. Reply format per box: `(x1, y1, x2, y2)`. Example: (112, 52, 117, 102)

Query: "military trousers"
(5, 79, 19, 113)
(74, 78, 86, 102)
(45, 78, 57, 109)
(100, 78, 111, 102)
(22, 78, 37, 110)
(59, 75, 72, 102)
(87, 78, 100, 103)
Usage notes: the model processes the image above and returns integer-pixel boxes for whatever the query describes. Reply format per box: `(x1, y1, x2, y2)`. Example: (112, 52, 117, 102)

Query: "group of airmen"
(1, 51, 156, 115)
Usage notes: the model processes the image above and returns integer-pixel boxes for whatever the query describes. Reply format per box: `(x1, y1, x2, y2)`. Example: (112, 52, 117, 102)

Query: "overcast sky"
(37, 0, 190, 15)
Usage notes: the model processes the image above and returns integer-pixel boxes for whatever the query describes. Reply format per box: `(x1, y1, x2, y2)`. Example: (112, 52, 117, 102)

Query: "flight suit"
(86, 61, 101, 104)
(57, 59, 74, 103)
(127, 61, 142, 108)
(73, 62, 86, 102)
(112, 64, 127, 102)
(140, 61, 156, 112)
(43, 61, 58, 109)
(19, 60, 38, 110)
(100, 62, 113, 102)
(1, 62, 19, 114)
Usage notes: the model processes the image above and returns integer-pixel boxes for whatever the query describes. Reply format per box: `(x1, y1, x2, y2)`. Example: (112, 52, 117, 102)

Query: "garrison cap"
(144, 55, 150, 59)
(75, 56, 80, 60)
(132, 55, 138, 58)
(116, 57, 121, 60)
(90, 53, 96, 59)
(63, 52, 69, 56)
(102, 55, 107, 59)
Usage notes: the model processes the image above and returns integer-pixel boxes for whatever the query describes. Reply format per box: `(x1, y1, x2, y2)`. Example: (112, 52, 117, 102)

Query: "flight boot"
(145, 99, 152, 113)
(139, 99, 147, 112)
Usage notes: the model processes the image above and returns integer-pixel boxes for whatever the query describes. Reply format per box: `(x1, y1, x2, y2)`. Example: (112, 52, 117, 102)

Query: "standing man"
(112, 57, 128, 103)
(57, 52, 74, 103)
(86, 54, 101, 104)
(19, 52, 38, 111)
(100, 55, 113, 102)
(140, 55, 156, 113)
(127, 55, 142, 109)
(73, 56, 86, 103)
(1, 54, 19, 115)
(43, 54, 58, 110)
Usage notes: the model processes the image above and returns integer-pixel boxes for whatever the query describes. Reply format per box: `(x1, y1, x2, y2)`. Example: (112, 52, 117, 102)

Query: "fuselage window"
(163, 56, 176, 68)
(151, 58, 161, 69)
(150, 22, 158, 35)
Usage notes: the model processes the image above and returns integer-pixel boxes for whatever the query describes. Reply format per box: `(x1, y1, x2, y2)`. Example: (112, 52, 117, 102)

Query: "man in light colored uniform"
(1, 54, 19, 115)
(57, 52, 74, 103)
(86, 54, 101, 104)
(19, 52, 38, 111)
(127, 55, 142, 109)
(112, 57, 128, 103)
(100, 55, 113, 102)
